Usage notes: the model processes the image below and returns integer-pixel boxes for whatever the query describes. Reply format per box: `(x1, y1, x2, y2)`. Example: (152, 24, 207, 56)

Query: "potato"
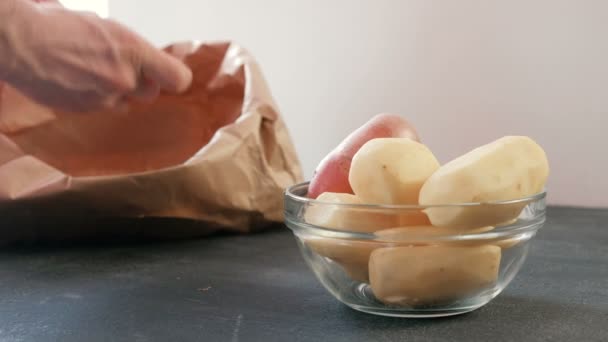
(369, 245, 501, 306)
(304, 225, 501, 284)
(349, 138, 440, 204)
(375, 225, 494, 245)
(376, 225, 525, 249)
(308, 113, 419, 199)
(419, 136, 549, 228)
(397, 210, 432, 226)
(377, 226, 524, 249)
(303, 237, 380, 282)
(493, 237, 521, 249)
(304, 194, 431, 282)
(303, 224, 459, 283)
(485, 219, 522, 249)
(305, 192, 401, 232)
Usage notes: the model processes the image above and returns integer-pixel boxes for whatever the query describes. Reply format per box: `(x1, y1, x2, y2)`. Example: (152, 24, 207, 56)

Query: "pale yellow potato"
(488, 218, 523, 249)
(397, 210, 432, 226)
(305, 192, 402, 232)
(375, 225, 494, 246)
(349, 138, 440, 204)
(303, 236, 381, 282)
(304, 225, 511, 283)
(419, 136, 549, 228)
(369, 245, 501, 306)
(304, 224, 486, 283)
(376, 225, 523, 248)
(303, 192, 430, 282)
(493, 238, 521, 249)
(303, 225, 436, 283)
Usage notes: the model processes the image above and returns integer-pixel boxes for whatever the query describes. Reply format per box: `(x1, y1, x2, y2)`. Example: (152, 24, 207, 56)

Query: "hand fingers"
(113, 100, 130, 114)
(104, 20, 192, 94)
(163, 42, 194, 60)
(138, 42, 193, 94)
(107, 77, 160, 113)
(130, 76, 160, 103)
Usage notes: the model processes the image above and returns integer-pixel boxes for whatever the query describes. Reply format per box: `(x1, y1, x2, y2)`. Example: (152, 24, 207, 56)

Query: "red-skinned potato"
(308, 113, 419, 199)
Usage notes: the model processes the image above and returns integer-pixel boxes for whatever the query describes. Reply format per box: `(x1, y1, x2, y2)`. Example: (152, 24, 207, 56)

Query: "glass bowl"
(284, 182, 546, 318)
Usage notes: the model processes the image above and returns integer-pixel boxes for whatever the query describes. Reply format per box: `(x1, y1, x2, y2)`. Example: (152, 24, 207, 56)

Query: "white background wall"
(105, 0, 607, 208)
(61, 0, 107, 17)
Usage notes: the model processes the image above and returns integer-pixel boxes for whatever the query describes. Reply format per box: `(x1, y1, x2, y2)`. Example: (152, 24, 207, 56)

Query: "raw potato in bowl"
(419, 136, 549, 228)
(305, 192, 431, 233)
(375, 225, 494, 243)
(307, 114, 419, 199)
(303, 192, 431, 282)
(303, 236, 380, 282)
(349, 138, 440, 205)
(377, 226, 522, 249)
(369, 245, 502, 306)
(305, 192, 401, 233)
(286, 115, 550, 316)
(304, 224, 493, 284)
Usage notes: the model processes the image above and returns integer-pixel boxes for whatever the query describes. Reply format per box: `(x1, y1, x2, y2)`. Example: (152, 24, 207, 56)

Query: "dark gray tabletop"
(0, 206, 606, 342)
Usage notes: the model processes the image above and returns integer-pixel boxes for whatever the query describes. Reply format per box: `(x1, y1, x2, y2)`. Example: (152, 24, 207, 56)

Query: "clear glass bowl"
(284, 182, 546, 318)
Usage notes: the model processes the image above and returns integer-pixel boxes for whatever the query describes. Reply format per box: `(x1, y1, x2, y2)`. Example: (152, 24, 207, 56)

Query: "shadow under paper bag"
(0, 41, 303, 244)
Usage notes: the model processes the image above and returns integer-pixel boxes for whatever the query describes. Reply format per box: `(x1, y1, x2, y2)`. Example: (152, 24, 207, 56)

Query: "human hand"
(0, 0, 192, 112)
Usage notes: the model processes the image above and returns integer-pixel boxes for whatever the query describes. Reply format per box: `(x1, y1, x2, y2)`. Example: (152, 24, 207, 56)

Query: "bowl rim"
(285, 181, 546, 209)
(284, 182, 546, 240)
(285, 217, 544, 241)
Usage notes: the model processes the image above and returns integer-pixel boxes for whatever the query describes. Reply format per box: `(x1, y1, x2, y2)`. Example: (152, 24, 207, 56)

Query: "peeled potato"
(303, 237, 379, 282)
(376, 225, 525, 249)
(303, 194, 431, 282)
(305, 192, 402, 232)
(304, 224, 463, 283)
(349, 138, 440, 204)
(375, 225, 494, 245)
(419, 136, 549, 228)
(308, 113, 420, 199)
(304, 225, 505, 284)
(369, 245, 501, 306)
(493, 237, 522, 249)
(397, 210, 432, 226)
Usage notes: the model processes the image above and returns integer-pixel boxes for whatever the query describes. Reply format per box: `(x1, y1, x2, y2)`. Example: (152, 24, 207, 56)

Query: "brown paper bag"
(0, 41, 303, 243)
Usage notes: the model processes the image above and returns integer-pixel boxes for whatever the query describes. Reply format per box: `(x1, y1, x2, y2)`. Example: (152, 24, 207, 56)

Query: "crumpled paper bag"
(0, 41, 303, 243)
